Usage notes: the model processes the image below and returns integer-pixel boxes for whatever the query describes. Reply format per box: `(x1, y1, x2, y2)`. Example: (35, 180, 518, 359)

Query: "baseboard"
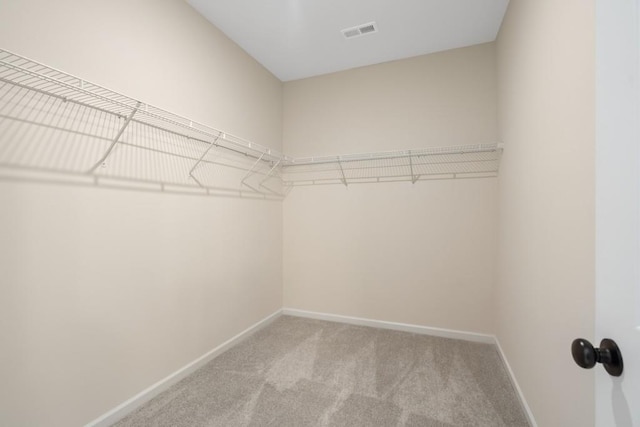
(281, 308, 495, 344)
(494, 338, 538, 427)
(84, 309, 283, 427)
(85, 308, 537, 427)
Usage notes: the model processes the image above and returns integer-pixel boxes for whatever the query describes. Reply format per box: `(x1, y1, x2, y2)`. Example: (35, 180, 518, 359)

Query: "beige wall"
(283, 44, 499, 334)
(283, 43, 497, 156)
(0, 1, 283, 426)
(495, 1, 595, 425)
(0, 0, 282, 148)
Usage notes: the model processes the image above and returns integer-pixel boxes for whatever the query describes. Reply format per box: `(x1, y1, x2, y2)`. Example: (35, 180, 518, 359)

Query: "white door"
(595, 0, 640, 426)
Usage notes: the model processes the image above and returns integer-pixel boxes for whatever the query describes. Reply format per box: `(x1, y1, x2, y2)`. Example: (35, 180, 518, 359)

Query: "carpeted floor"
(114, 316, 530, 426)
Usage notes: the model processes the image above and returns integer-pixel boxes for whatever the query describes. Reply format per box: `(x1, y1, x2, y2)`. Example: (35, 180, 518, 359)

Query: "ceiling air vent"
(341, 22, 378, 39)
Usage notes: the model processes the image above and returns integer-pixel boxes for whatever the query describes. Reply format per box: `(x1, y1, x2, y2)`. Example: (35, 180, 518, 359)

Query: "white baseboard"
(85, 308, 537, 427)
(84, 309, 283, 427)
(281, 308, 495, 344)
(494, 338, 538, 427)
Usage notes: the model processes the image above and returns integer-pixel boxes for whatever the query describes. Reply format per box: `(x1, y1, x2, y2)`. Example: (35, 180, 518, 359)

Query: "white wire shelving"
(0, 49, 288, 199)
(0, 48, 502, 199)
(281, 143, 503, 187)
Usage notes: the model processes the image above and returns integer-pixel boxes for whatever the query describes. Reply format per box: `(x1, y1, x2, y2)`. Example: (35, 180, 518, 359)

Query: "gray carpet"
(114, 316, 530, 426)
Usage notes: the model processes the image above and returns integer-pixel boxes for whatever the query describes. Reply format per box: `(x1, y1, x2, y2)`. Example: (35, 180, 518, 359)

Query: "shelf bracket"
(408, 150, 419, 184)
(87, 101, 141, 173)
(240, 152, 266, 193)
(188, 133, 222, 187)
(337, 158, 348, 187)
(259, 159, 283, 195)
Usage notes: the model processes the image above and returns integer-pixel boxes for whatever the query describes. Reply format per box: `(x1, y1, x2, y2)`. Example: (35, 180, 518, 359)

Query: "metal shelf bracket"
(88, 101, 141, 173)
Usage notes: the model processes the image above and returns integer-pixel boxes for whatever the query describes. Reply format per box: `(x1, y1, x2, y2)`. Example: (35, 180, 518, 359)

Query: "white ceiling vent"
(341, 22, 378, 39)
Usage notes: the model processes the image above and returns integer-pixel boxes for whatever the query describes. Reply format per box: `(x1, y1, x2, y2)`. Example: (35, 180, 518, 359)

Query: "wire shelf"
(281, 144, 503, 186)
(0, 49, 285, 199)
(0, 48, 502, 198)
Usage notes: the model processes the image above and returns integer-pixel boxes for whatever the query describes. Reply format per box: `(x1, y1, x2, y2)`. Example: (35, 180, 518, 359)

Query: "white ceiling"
(187, 0, 509, 82)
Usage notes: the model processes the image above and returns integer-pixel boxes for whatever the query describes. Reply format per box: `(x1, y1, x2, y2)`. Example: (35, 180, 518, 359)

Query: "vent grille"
(341, 22, 378, 39)
(359, 24, 376, 34)
(343, 28, 361, 38)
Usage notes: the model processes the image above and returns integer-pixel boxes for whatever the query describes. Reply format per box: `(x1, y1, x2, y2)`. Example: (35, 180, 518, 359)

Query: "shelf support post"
(337, 157, 348, 187)
(87, 101, 141, 173)
(188, 133, 222, 187)
(408, 150, 420, 184)
(240, 152, 266, 193)
(259, 159, 283, 195)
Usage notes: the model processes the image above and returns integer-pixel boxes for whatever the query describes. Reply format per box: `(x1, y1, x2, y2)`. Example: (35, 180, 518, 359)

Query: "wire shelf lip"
(0, 163, 285, 200)
(283, 171, 498, 187)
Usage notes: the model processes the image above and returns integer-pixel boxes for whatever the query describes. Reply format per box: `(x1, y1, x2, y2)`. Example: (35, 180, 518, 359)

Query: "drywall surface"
(283, 43, 498, 157)
(495, 0, 595, 425)
(0, 1, 283, 426)
(283, 44, 498, 334)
